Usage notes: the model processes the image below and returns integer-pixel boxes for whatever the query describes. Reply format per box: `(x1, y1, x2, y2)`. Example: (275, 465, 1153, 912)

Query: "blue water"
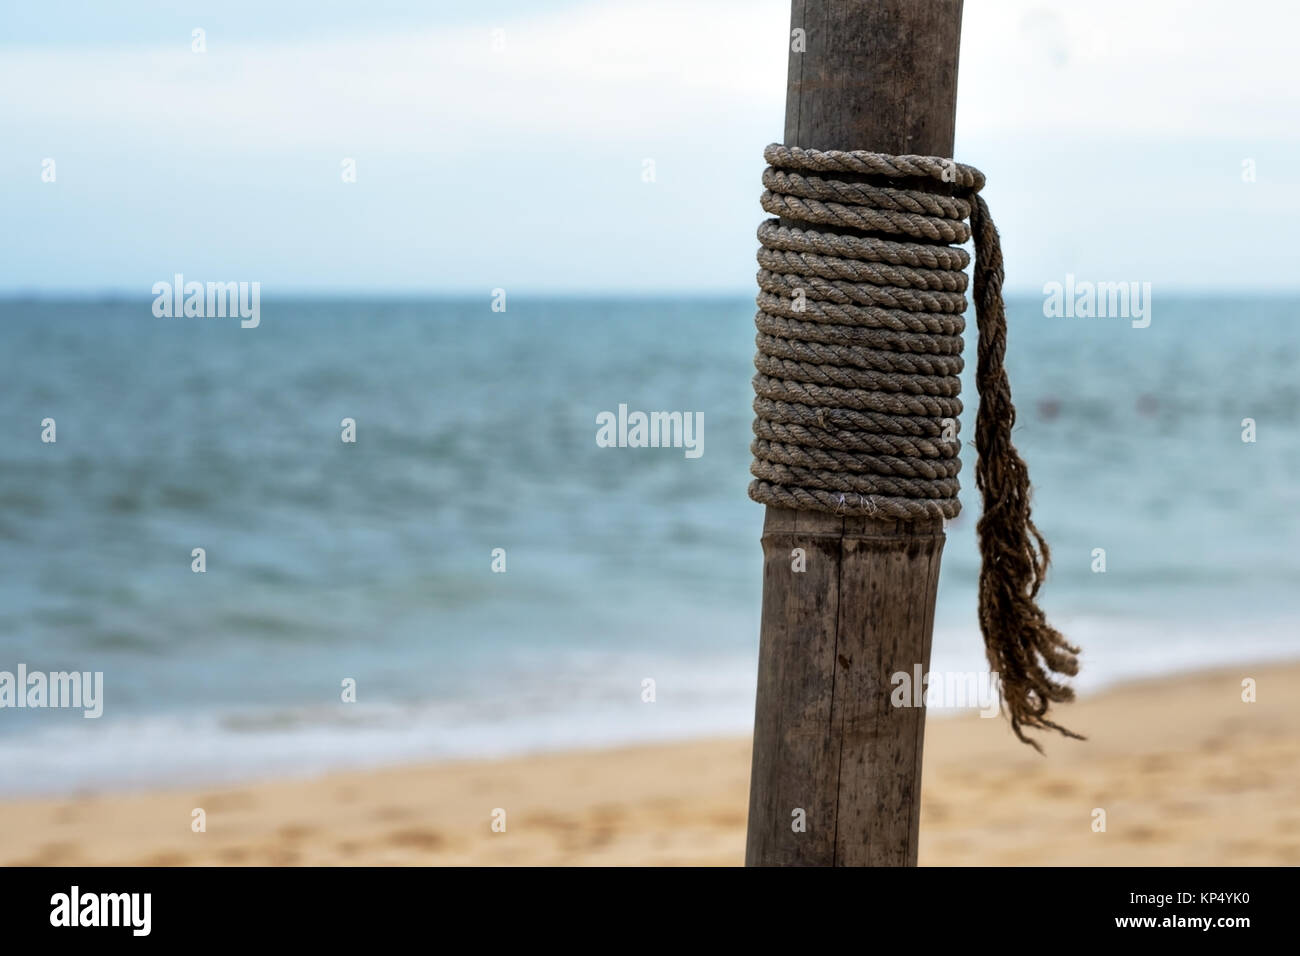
(1, 296, 1298, 795)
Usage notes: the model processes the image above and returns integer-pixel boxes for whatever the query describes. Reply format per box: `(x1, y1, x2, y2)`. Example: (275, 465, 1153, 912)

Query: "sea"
(1, 295, 1297, 795)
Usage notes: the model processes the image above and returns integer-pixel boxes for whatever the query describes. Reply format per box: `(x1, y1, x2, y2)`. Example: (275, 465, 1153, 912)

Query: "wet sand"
(2, 662, 1296, 866)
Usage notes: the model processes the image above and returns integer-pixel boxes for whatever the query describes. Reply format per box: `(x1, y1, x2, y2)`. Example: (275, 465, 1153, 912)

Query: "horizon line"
(4, 288, 1300, 302)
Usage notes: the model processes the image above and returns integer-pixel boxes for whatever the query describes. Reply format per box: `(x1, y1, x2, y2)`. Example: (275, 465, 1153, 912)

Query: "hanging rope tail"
(749, 144, 1082, 750)
(969, 193, 1083, 751)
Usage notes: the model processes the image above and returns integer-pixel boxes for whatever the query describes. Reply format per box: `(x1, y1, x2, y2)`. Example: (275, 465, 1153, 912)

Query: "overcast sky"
(2, 0, 1297, 295)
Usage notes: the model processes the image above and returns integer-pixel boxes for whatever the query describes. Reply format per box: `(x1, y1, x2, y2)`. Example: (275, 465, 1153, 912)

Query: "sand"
(2, 662, 1297, 866)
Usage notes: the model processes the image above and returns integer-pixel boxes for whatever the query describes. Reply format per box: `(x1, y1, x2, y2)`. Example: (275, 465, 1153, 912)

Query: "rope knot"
(748, 143, 1081, 748)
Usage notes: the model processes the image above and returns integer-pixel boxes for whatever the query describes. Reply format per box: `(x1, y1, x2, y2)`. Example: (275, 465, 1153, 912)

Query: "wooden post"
(745, 0, 964, 867)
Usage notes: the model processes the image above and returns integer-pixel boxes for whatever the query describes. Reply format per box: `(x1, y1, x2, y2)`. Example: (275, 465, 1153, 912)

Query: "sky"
(2, 0, 1298, 295)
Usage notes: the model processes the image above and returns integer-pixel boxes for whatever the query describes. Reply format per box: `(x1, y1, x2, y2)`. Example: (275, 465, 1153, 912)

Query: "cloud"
(960, 0, 1300, 140)
(0, 1, 788, 154)
(1, 0, 1297, 292)
(6, 0, 1295, 155)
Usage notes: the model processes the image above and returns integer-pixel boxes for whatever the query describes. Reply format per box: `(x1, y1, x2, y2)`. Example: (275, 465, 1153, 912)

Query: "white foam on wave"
(1, 614, 1294, 797)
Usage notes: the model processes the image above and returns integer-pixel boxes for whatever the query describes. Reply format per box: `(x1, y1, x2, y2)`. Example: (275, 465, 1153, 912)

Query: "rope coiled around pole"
(748, 143, 1081, 748)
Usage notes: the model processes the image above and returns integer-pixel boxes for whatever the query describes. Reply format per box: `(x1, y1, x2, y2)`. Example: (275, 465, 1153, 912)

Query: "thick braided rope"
(748, 143, 1081, 748)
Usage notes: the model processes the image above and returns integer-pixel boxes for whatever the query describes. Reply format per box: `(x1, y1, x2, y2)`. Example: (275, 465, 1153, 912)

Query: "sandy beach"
(2, 661, 1297, 866)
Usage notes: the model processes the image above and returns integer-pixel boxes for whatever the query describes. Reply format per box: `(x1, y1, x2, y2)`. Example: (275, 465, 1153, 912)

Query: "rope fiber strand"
(748, 143, 1081, 749)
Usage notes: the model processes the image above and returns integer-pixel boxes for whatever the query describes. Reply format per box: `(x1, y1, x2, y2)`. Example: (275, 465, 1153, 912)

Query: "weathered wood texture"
(745, 0, 964, 867)
(783, 0, 961, 154)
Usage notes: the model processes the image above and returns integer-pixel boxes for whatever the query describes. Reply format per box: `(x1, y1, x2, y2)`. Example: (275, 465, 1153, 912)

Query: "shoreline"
(6, 636, 1299, 802)
(2, 660, 1297, 866)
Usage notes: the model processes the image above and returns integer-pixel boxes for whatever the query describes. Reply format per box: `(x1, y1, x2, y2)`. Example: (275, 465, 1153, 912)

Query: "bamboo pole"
(745, 0, 964, 867)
